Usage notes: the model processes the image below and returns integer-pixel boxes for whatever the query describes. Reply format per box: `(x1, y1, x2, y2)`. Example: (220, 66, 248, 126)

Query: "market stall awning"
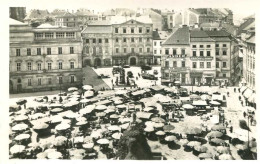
(248, 93, 256, 103)
(192, 100, 207, 106)
(136, 112, 153, 119)
(240, 86, 248, 93)
(131, 90, 146, 96)
(211, 94, 223, 101)
(243, 88, 253, 99)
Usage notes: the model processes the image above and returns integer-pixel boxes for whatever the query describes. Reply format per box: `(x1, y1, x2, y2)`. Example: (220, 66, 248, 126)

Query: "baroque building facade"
(10, 19, 83, 93)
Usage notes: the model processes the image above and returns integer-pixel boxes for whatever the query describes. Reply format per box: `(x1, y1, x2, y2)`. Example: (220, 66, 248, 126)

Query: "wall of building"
(245, 42, 255, 90)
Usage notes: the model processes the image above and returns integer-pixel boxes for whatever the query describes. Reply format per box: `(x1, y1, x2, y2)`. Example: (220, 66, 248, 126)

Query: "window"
(173, 61, 177, 68)
(115, 38, 119, 43)
(207, 62, 211, 68)
(173, 49, 177, 55)
(160, 41, 162, 45)
(56, 32, 65, 38)
(59, 77, 63, 84)
(45, 33, 54, 39)
(37, 48, 41, 55)
(223, 50, 227, 55)
(58, 47, 62, 54)
(93, 39, 96, 43)
(123, 28, 126, 33)
(98, 39, 102, 43)
(200, 51, 204, 56)
(47, 48, 51, 55)
(200, 45, 204, 48)
(192, 62, 197, 68)
(200, 62, 204, 68)
(27, 62, 32, 71)
(223, 44, 227, 47)
(147, 48, 150, 53)
(131, 38, 134, 42)
(37, 63, 42, 71)
(16, 63, 21, 71)
(131, 48, 135, 53)
(38, 78, 41, 85)
(99, 47, 102, 53)
(116, 48, 119, 53)
(147, 38, 150, 42)
(70, 47, 74, 54)
(207, 45, 211, 48)
(105, 38, 108, 43)
(35, 33, 43, 39)
(165, 49, 169, 55)
(160, 50, 162, 54)
(216, 50, 219, 55)
(139, 38, 142, 42)
(154, 50, 157, 54)
(165, 61, 169, 68)
(123, 38, 127, 43)
(181, 49, 185, 55)
(139, 27, 142, 33)
(58, 62, 62, 69)
(85, 47, 89, 53)
(207, 51, 211, 56)
(139, 48, 142, 53)
(70, 62, 74, 69)
(86, 39, 89, 43)
(28, 79, 32, 86)
(154, 42, 157, 46)
(16, 49, 20, 56)
(192, 45, 196, 48)
(223, 62, 227, 68)
(182, 61, 185, 67)
(193, 51, 196, 56)
(48, 63, 52, 70)
(131, 28, 134, 33)
(71, 76, 75, 83)
(216, 44, 219, 48)
(216, 62, 219, 68)
(223, 73, 226, 77)
(115, 28, 118, 33)
(66, 32, 75, 38)
(123, 48, 127, 53)
(146, 27, 150, 33)
(27, 48, 31, 56)
(48, 78, 52, 85)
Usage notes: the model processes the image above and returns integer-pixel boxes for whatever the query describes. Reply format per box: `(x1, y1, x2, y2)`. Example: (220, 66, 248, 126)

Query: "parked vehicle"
(142, 73, 158, 80)
(141, 65, 152, 71)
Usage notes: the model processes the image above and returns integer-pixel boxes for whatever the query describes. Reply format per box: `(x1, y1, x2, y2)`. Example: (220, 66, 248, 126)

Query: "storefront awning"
(243, 88, 253, 99)
(248, 93, 255, 103)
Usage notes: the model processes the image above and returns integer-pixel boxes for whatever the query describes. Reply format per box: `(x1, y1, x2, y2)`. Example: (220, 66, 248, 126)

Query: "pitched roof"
(153, 30, 169, 40)
(246, 35, 255, 44)
(200, 22, 220, 28)
(110, 16, 152, 24)
(163, 26, 190, 45)
(204, 30, 231, 37)
(190, 30, 215, 42)
(209, 37, 231, 42)
(75, 9, 93, 16)
(82, 26, 112, 34)
(237, 18, 255, 35)
(9, 18, 27, 25)
(88, 20, 111, 26)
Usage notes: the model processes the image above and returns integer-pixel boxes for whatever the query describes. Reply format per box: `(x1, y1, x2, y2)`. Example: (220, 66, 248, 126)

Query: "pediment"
(121, 19, 144, 25)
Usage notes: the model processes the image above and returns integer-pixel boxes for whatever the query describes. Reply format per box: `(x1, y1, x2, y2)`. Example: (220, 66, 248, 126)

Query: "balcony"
(190, 56, 213, 61)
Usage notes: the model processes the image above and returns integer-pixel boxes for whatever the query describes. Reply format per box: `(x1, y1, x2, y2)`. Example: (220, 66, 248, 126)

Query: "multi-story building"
(138, 8, 164, 31)
(111, 16, 153, 66)
(152, 30, 170, 65)
(205, 30, 234, 84)
(190, 30, 216, 85)
(161, 26, 191, 85)
(81, 21, 113, 67)
(10, 19, 83, 93)
(55, 12, 79, 27)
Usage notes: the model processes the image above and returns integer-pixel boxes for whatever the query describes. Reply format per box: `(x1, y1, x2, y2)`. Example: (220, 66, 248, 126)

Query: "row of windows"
(192, 44, 227, 48)
(192, 51, 211, 57)
(84, 46, 108, 54)
(216, 61, 227, 68)
(86, 38, 109, 44)
(115, 47, 151, 53)
(154, 41, 163, 46)
(164, 73, 227, 78)
(114, 27, 150, 34)
(192, 62, 212, 68)
(114, 37, 151, 43)
(15, 62, 75, 71)
(165, 49, 186, 55)
(35, 32, 75, 39)
(165, 61, 186, 67)
(16, 47, 74, 56)
(27, 76, 76, 86)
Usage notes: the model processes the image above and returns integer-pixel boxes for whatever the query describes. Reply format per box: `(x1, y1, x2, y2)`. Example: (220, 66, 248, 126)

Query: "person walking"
(234, 88, 236, 92)
(243, 111, 246, 118)
(229, 126, 233, 133)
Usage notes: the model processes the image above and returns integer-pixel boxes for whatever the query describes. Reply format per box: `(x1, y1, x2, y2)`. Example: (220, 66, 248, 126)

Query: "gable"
(121, 19, 145, 25)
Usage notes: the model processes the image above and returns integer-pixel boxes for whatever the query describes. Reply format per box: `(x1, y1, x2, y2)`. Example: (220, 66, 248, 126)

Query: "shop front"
(190, 72, 203, 85)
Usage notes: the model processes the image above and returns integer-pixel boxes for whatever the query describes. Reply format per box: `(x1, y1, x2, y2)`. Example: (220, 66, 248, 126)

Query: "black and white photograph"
(1, 0, 259, 161)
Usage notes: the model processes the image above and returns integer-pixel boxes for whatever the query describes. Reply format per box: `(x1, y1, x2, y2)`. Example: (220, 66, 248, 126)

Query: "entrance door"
(94, 58, 101, 66)
(9, 80, 13, 93)
(130, 57, 136, 66)
(17, 84, 22, 92)
(84, 59, 91, 67)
